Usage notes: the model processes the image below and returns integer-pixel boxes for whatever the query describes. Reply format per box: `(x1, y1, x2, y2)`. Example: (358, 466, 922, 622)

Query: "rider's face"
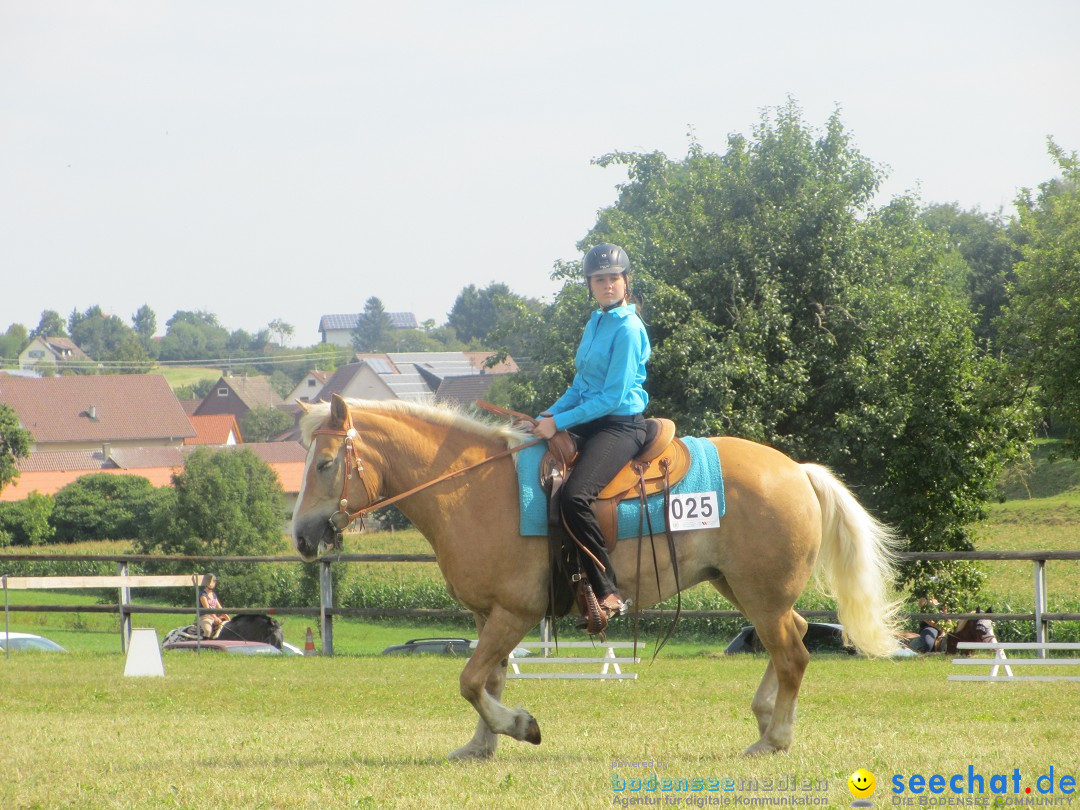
(589, 272, 627, 307)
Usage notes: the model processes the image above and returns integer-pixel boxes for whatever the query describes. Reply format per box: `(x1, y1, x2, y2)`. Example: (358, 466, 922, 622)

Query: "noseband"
(309, 411, 542, 536)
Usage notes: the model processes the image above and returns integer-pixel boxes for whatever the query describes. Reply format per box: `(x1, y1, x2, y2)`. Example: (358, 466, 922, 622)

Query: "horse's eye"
(317, 458, 335, 473)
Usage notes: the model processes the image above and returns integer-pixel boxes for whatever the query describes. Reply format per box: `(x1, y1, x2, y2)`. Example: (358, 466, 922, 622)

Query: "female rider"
(532, 243, 651, 632)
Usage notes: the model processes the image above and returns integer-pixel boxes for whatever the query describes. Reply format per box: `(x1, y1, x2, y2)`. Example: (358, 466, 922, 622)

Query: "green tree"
(68, 305, 151, 371)
(240, 406, 293, 443)
(132, 304, 158, 356)
(449, 282, 541, 360)
(50, 474, 157, 542)
(0, 493, 55, 546)
(158, 310, 229, 361)
(920, 203, 1020, 348)
(510, 102, 1032, 605)
(31, 310, 68, 339)
(135, 447, 285, 558)
(0, 323, 29, 364)
(1000, 142, 1080, 452)
(268, 319, 294, 347)
(0, 404, 32, 496)
(351, 297, 393, 352)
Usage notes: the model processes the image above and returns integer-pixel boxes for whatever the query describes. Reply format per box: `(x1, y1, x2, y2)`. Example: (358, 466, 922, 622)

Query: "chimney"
(88, 404, 97, 420)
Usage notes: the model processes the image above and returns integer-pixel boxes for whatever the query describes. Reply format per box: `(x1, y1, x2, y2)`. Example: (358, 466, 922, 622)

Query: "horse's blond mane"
(298, 398, 531, 448)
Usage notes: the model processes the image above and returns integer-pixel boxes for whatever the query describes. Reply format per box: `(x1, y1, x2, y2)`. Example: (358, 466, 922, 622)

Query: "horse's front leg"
(449, 606, 539, 761)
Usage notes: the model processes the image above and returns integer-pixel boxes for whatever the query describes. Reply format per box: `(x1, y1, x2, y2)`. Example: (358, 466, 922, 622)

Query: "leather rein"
(311, 409, 541, 534)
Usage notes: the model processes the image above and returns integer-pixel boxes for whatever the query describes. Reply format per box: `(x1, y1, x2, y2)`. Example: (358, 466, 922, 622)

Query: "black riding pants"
(560, 414, 647, 599)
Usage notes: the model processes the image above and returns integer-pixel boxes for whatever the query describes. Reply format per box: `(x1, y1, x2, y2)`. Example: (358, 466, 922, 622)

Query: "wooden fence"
(2, 550, 1079, 656)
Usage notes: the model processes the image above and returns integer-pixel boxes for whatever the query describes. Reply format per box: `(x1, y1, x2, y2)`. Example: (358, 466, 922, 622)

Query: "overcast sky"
(2, 1, 1078, 347)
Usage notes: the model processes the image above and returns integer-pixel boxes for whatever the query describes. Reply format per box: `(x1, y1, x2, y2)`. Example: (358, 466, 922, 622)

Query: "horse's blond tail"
(803, 463, 903, 658)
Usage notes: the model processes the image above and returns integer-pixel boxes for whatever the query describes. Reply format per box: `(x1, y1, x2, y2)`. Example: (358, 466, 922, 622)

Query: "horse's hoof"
(522, 715, 542, 745)
(741, 739, 785, 757)
(448, 744, 496, 762)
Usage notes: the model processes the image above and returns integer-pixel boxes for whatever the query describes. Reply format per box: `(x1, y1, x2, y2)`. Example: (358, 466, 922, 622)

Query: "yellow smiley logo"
(848, 769, 877, 799)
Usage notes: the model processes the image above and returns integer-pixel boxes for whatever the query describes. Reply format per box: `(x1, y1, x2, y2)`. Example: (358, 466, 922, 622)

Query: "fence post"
(540, 617, 552, 657)
(118, 561, 132, 653)
(320, 558, 334, 657)
(1033, 559, 1048, 660)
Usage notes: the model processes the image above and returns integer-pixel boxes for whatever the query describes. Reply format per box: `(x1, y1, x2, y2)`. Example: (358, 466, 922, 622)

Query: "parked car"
(724, 623, 916, 657)
(162, 639, 286, 655)
(381, 637, 533, 658)
(0, 632, 66, 653)
(382, 637, 475, 656)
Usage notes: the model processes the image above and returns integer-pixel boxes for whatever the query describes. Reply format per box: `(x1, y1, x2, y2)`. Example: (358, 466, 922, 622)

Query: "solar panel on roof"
(364, 358, 396, 374)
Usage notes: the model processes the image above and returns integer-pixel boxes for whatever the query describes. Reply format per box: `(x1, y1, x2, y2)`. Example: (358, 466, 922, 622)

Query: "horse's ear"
(296, 399, 312, 414)
(330, 394, 351, 430)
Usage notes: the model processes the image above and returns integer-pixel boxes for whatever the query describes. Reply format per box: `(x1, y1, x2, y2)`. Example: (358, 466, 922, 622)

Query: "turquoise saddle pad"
(515, 435, 724, 538)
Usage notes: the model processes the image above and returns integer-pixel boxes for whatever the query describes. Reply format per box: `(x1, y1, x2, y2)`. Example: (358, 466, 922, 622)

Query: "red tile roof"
(0, 468, 181, 501)
(0, 374, 196, 444)
(1, 441, 309, 502)
(186, 414, 242, 445)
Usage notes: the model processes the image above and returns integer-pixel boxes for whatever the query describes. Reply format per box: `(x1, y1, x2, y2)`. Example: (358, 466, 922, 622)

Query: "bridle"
(309, 408, 542, 536)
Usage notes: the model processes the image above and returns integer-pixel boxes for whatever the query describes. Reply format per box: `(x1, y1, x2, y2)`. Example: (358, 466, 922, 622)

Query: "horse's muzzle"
(294, 514, 342, 562)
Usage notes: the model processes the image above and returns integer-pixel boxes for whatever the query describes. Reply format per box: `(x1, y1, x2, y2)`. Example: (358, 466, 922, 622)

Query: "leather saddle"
(541, 417, 692, 552)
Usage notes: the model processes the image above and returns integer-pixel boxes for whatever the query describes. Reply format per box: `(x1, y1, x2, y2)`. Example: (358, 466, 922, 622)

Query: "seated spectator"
(198, 574, 230, 638)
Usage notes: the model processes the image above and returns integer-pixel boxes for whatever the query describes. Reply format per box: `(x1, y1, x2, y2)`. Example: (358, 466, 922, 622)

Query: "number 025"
(667, 492, 721, 529)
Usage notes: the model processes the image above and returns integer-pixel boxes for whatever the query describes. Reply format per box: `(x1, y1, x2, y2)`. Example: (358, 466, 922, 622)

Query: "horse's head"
(292, 394, 382, 562)
(946, 608, 998, 653)
(267, 617, 284, 649)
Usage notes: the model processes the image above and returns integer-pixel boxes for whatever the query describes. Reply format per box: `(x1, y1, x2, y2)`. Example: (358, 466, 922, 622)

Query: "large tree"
(508, 102, 1032, 605)
(920, 203, 1020, 349)
(135, 447, 285, 558)
(1000, 142, 1080, 452)
(68, 305, 152, 371)
(158, 310, 229, 361)
(132, 304, 158, 356)
(30, 310, 67, 339)
(0, 323, 29, 364)
(240, 406, 293, 443)
(351, 297, 394, 352)
(0, 404, 32, 496)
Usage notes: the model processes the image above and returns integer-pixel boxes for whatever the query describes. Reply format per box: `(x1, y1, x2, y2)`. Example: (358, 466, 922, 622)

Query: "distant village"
(0, 309, 518, 513)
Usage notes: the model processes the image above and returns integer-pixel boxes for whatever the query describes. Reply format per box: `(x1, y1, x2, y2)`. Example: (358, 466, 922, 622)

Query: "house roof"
(15, 450, 107, 472)
(0, 374, 196, 444)
(2, 441, 310, 502)
(44, 337, 91, 359)
(319, 312, 418, 331)
(0, 467, 180, 501)
(198, 375, 284, 412)
(434, 374, 500, 406)
(314, 352, 519, 405)
(186, 414, 242, 445)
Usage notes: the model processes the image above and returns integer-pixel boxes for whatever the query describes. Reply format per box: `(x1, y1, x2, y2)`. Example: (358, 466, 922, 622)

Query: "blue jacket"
(547, 303, 651, 431)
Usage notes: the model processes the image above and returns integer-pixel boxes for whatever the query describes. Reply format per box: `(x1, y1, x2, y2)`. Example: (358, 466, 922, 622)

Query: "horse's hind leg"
(449, 606, 540, 761)
(711, 578, 802, 739)
(742, 609, 809, 756)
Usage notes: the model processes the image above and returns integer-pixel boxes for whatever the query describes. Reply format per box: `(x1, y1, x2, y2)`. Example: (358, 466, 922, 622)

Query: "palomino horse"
(292, 395, 901, 758)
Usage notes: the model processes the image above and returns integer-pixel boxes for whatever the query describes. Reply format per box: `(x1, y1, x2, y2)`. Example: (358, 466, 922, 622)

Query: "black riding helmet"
(583, 243, 630, 279)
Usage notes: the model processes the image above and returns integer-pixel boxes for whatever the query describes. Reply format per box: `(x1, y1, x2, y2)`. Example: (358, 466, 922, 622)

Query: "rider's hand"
(532, 417, 557, 440)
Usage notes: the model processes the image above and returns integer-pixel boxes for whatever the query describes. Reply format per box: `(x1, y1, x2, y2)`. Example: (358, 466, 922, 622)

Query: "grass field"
(1, 447, 1078, 808)
(1, 652, 1077, 809)
(154, 365, 225, 389)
